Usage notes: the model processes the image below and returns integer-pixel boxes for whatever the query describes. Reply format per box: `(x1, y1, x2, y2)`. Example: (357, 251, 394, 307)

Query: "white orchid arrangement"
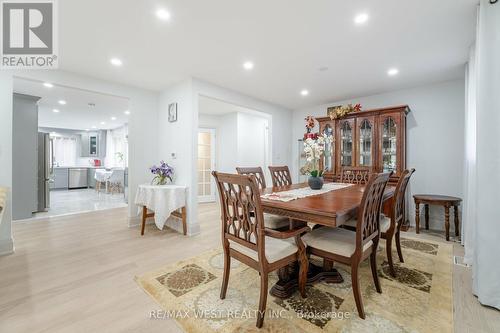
(303, 134, 333, 177)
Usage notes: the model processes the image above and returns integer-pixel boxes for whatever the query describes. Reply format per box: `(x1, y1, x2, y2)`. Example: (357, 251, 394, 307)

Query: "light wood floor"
(0, 203, 498, 332)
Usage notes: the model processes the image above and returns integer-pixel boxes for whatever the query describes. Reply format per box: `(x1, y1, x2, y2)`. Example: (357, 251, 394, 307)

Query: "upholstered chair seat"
(343, 214, 391, 233)
(264, 214, 290, 229)
(230, 237, 298, 264)
(302, 227, 373, 257)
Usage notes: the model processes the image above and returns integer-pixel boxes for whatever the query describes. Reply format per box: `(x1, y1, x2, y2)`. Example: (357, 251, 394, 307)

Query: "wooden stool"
(413, 194, 462, 241)
(140, 206, 187, 236)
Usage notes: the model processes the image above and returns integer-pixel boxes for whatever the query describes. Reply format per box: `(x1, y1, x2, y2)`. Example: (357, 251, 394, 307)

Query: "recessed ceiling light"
(52, 109, 60, 113)
(156, 8, 171, 21)
(110, 58, 123, 66)
(300, 89, 309, 96)
(387, 68, 399, 76)
(85, 129, 89, 131)
(91, 126, 97, 129)
(58, 100, 66, 105)
(243, 61, 254, 70)
(124, 110, 130, 115)
(354, 13, 369, 25)
(43, 82, 53, 88)
(111, 117, 117, 121)
(100, 121, 106, 125)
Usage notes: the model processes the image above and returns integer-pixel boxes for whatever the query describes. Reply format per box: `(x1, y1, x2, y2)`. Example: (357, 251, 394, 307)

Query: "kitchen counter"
(51, 167, 127, 190)
(54, 166, 126, 169)
(54, 166, 106, 169)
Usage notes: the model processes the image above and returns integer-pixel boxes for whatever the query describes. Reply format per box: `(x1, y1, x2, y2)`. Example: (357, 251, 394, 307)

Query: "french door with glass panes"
(197, 128, 216, 202)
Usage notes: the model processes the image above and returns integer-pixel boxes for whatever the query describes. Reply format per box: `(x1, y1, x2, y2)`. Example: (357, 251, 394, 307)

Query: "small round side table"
(413, 194, 462, 241)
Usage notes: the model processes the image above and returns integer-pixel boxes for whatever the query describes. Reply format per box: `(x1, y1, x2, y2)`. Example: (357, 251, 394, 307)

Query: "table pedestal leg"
(270, 261, 343, 299)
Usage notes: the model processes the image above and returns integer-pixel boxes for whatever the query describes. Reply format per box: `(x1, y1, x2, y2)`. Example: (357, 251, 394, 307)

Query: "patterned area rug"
(135, 236, 452, 332)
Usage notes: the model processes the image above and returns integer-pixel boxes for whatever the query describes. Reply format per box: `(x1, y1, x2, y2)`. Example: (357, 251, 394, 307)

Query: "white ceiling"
(58, 0, 477, 109)
(13, 77, 130, 130)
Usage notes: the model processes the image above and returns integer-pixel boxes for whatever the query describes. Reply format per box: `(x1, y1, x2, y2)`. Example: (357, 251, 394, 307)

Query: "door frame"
(197, 128, 216, 203)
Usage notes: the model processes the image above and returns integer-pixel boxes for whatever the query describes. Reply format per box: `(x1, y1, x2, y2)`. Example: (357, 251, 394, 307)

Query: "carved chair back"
(212, 172, 265, 256)
(356, 172, 392, 250)
(391, 168, 415, 230)
(268, 166, 292, 187)
(236, 167, 267, 190)
(340, 166, 371, 184)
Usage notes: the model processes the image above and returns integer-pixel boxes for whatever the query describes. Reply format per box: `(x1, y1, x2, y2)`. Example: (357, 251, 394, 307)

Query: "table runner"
(261, 182, 353, 202)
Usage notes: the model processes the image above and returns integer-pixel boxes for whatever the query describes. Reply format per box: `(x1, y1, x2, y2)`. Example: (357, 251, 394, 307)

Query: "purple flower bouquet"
(150, 161, 174, 185)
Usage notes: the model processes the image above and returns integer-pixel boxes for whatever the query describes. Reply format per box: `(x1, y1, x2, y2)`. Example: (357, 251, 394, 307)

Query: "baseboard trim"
(0, 237, 14, 256)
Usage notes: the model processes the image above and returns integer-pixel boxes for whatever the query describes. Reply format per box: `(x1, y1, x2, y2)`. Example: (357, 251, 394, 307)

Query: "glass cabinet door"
(340, 121, 353, 166)
(322, 124, 334, 172)
(89, 135, 98, 156)
(382, 117, 397, 172)
(358, 119, 373, 166)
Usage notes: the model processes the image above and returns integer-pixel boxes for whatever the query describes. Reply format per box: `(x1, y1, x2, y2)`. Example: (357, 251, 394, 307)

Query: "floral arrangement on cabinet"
(149, 161, 174, 185)
(327, 103, 362, 119)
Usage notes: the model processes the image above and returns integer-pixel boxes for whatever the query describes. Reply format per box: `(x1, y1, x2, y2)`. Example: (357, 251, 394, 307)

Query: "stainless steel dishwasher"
(68, 168, 88, 189)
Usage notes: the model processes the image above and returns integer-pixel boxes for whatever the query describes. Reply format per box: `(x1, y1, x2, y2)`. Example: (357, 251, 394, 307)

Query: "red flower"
(354, 104, 362, 112)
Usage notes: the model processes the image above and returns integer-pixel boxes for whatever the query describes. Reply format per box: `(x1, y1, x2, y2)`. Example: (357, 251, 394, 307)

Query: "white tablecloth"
(134, 184, 187, 230)
(261, 182, 354, 202)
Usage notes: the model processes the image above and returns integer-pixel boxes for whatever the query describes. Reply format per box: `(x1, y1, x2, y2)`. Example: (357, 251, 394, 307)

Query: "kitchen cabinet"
(52, 168, 69, 189)
(80, 131, 106, 158)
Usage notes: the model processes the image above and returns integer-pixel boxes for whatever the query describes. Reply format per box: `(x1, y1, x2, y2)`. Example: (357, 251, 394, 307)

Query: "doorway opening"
(12, 77, 130, 220)
(197, 128, 216, 202)
(197, 95, 272, 203)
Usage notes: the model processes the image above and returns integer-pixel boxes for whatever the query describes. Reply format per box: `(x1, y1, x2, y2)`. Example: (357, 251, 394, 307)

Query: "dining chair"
(268, 166, 293, 187)
(107, 170, 124, 194)
(236, 167, 267, 190)
(302, 172, 392, 319)
(212, 171, 309, 328)
(343, 169, 415, 277)
(236, 167, 290, 230)
(339, 166, 371, 184)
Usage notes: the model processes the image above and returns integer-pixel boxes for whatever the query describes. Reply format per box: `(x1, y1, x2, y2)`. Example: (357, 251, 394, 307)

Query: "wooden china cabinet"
(317, 105, 410, 185)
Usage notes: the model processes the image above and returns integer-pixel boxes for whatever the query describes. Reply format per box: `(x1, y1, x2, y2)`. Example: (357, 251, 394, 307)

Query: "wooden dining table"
(260, 182, 395, 298)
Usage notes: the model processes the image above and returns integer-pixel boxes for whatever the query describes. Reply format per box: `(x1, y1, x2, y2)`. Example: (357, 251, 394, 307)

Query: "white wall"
(473, 0, 500, 309)
(3, 70, 159, 230)
(237, 112, 269, 169)
(158, 79, 199, 235)
(0, 73, 14, 255)
(293, 79, 465, 230)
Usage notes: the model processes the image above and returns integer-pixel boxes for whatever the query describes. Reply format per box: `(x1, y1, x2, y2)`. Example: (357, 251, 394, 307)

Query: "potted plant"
(149, 161, 174, 185)
(303, 133, 330, 190)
